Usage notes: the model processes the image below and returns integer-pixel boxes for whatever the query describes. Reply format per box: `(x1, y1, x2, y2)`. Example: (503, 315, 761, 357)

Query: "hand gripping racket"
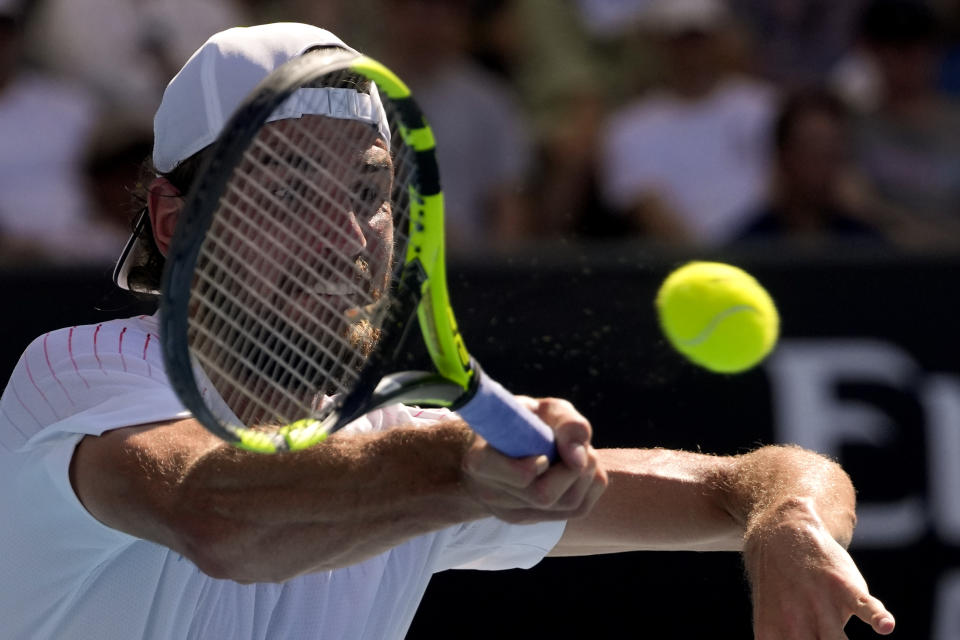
(160, 48, 555, 458)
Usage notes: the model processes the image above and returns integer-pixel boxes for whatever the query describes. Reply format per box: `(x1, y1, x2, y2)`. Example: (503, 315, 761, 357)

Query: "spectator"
(729, 0, 869, 88)
(851, 0, 960, 249)
(573, 0, 655, 38)
(599, 0, 777, 247)
(237, 0, 380, 53)
(370, 0, 534, 254)
(936, 0, 960, 97)
(24, 0, 246, 128)
(735, 87, 887, 245)
(485, 0, 630, 240)
(0, 0, 120, 264)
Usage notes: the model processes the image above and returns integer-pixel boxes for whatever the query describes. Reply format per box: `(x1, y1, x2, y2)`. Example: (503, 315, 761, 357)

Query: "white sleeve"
(0, 317, 184, 583)
(1, 316, 189, 452)
(434, 518, 565, 572)
(10, 433, 139, 551)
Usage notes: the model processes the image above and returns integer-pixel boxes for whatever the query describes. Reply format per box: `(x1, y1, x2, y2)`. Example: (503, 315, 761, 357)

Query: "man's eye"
(354, 185, 383, 209)
(268, 186, 296, 204)
(271, 177, 308, 203)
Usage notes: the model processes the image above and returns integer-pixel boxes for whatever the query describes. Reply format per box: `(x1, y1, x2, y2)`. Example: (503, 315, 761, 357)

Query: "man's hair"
(125, 147, 213, 294)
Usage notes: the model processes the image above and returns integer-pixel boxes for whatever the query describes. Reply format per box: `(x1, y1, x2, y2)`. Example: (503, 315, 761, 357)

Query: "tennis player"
(0, 23, 894, 640)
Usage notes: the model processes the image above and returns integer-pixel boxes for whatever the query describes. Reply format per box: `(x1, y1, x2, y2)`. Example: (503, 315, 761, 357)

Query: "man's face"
(195, 115, 397, 417)
(217, 116, 393, 308)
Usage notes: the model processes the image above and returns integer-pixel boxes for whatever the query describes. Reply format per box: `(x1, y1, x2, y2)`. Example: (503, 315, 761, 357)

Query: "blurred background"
(1, 0, 958, 637)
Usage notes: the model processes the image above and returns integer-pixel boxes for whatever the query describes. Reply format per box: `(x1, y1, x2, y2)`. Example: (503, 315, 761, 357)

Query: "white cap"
(152, 22, 389, 173)
(115, 22, 391, 293)
(641, 0, 730, 34)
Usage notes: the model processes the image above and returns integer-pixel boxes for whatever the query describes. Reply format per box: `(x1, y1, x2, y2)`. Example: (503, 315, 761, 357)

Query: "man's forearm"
(550, 447, 742, 554)
(550, 445, 856, 555)
(73, 419, 487, 583)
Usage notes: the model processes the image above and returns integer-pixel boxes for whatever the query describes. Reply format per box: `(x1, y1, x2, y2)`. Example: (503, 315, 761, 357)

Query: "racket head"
(160, 50, 472, 453)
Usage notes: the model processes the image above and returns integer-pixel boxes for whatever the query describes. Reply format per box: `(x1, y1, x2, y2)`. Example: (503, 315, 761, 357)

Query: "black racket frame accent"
(160, 48, 373, 444)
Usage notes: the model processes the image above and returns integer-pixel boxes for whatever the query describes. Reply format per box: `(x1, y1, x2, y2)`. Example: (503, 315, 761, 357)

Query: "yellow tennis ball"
(655, 261, 779, 374)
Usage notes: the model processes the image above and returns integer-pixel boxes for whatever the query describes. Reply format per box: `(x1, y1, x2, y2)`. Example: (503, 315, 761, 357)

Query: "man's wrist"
(743, 496, 842, 552)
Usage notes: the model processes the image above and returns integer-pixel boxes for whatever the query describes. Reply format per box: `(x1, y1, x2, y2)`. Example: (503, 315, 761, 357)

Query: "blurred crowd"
(2, 0, 960, 266)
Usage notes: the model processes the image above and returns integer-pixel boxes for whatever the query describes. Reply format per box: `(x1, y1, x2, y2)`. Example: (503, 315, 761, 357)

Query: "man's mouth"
(282, 272, 375, 318)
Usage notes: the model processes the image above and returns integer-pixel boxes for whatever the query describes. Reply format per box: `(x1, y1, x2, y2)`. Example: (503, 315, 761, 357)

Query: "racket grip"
(455, 369, 556, 460)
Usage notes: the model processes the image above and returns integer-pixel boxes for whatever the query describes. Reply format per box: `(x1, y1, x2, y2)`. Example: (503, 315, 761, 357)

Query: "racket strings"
(188, 81, 414, 429)
(189, 260, 349, 389)
(188, 276, 332, 423)
(216, 178, 371, 320)
(245, 131, 379, 301)
(187, 317, 309, 423)
(194, 196, 356, 419)
(196, 194, 367, 417)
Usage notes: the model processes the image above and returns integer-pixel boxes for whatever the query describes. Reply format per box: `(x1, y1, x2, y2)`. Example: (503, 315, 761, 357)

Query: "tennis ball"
(655, 261, 779, 374)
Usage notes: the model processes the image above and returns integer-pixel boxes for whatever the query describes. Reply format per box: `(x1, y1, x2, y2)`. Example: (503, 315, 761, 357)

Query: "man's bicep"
(69, 419, 221, 548)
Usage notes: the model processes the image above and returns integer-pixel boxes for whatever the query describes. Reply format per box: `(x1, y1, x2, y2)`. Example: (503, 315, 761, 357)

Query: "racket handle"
(456, 369, 556, 460)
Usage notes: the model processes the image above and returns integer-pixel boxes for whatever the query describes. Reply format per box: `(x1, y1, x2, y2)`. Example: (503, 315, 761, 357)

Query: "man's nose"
(304, 204, 367, 261)
(332, 204, 367, 252)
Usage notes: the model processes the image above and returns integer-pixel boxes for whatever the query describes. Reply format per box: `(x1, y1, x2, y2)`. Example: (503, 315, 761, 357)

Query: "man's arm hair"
(71, 418, 486, 583)
(70, 397, 607, 584)
(549, 444, 855, 555)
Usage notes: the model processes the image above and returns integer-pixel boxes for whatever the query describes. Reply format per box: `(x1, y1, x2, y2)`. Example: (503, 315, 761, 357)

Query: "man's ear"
(147, 177, 183, 256)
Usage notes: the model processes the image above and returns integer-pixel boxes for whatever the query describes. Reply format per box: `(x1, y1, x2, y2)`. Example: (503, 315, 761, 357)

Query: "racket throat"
(371, 371, 465, 407)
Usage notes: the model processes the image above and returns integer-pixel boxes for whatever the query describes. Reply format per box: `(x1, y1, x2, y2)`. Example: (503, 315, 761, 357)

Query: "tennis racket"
(160, 48, 555, 459)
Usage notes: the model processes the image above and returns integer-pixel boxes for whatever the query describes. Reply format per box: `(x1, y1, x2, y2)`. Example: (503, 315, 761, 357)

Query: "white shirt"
(600, 76, 775, 244)
(0, 314, 563, 640)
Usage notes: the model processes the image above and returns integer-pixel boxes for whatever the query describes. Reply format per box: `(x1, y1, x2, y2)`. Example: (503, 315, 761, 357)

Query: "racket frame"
(160, 50, 477, 453)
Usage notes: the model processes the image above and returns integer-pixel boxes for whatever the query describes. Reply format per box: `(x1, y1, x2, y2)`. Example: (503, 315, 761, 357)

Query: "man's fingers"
(464, 442, 604, 512)
(505, 447, 599, 509)
(462, 441, 549, 489)
(461, 397, 605, 519)
(522, 397, 592, 461)
(561, 441, 588, 470)
(496, 447, 605, 510)
(555, 447, 607, 512)
(852, 594, 895, 635)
